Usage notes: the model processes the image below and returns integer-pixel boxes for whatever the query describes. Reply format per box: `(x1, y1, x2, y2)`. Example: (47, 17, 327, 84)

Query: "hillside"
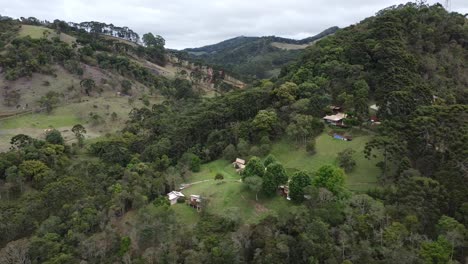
(0, 22, 245, 151)
(184, 26, 339, 80)
(0, 3, 467, 264)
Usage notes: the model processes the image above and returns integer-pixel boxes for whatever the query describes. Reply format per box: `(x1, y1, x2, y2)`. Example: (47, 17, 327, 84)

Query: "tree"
(71, 124, 86, 148)
(337, 148, 356, 172)
(45, 129, 64, 145)
(436, 216, 466, 262)
(252, 110, 278, 138)
(397, 177, 448, 231)
(215, 173, 224, 181)
(306, 138, 316, 154)
(286, 114, 324, 145)
(313, 165, 345, 196)
(19, 160, 49, 183)
(142, 33, 165, 48)
(419, 236, 451, 264)
(222, 144, 237, 161)
(263, 154, 277, 167)
(38, 91, 60, 114)
(242, 157, 264, 180)
(190, 155, 201, 172)
(244, 176, 263, 201)
(80, 78, 95, 96)
(272, 82, 298, 105)
(262, 162, 288, 195)
(121, 80, 132, 95)
(289, 171, 312, 202)
(10, 134, 33, 149)
(353, 80, 370, 123)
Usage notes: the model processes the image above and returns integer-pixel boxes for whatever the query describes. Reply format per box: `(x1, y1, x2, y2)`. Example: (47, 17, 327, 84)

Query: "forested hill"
(183, 26, 339, 80)
(0, 3, 467, 264)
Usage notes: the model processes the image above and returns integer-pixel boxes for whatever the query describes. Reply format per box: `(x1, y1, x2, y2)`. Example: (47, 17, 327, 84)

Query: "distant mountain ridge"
(185, 26, 339, 54)
(183, 26, 339, 80)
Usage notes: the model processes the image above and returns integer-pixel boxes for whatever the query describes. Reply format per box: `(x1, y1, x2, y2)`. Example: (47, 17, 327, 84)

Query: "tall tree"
(71, 124, 87, 148)
(289, 171, 312, 202)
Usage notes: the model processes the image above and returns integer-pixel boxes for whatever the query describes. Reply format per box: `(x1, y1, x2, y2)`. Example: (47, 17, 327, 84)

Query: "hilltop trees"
(142, 33, 165, 48)
(142, 33, 166, 65)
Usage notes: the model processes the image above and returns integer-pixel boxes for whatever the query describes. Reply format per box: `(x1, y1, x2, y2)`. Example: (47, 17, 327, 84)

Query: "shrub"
(306, 139, 316, 154)
(177, 196, 186, 203)
(215, 173, 224, 180)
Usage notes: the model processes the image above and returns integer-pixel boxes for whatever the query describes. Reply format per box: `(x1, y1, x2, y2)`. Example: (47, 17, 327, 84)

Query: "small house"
(323, 113, 347, 126)
(278, 185, 291, 200)
(188, 194, 202, 211)
(329, 105, 342, 114)
(167, 191, 185, 205)
(233, 158, 246, 173)
(370, 104, 379, 111)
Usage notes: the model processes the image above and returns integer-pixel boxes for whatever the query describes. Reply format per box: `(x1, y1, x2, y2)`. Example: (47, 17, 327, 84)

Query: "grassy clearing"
(180, 160, 297, 224)
(271, 42, 311, 50)
(19, 25, 76, 44)
(271, 132, 380, 191)
(172, 203, 200, 227)
(0, 108, 81, 129)
(176, 130, 380, 224)
(0, 95, 161, 151)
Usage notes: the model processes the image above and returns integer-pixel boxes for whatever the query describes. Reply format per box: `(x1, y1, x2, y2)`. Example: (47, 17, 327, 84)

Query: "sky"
(0, 0, 467, 49)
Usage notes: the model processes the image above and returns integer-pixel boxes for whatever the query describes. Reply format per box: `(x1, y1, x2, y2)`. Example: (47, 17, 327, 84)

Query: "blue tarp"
(333, 134, 344, 140)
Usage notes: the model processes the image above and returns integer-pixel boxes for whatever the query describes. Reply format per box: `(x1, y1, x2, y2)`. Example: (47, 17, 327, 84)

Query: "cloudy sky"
(1, 0, 467, 49)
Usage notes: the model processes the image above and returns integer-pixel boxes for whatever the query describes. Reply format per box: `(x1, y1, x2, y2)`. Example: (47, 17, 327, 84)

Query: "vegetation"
(185, 27, 338, 81)
(0, 3, 467, 264)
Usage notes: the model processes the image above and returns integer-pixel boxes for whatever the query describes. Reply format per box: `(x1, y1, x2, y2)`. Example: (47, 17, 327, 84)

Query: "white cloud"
(0, 0, 466, 49)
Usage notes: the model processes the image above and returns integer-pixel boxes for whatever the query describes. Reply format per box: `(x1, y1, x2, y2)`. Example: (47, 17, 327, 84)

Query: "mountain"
(1, 3, 468, 264)
(184, 26, 339, 80)
(0, 18, 245, 150)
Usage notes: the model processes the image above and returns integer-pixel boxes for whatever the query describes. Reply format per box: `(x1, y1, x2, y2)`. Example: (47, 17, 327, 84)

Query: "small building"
(323, 113, 347, 126)
(278, 185, 291, 200)
(329, 105, 342, 114)
(167, 191, 185, 205)
(370, 104, 379, 111)
(187, 194, 202, 212)
(233, 158, 246, 173)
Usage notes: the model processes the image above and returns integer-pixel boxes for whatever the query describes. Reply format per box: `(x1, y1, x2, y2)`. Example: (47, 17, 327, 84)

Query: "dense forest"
(0, 2, 467, 264)
(184, 27, 339, 81)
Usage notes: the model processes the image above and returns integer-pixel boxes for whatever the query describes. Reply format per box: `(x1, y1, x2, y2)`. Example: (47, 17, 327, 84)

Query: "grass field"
(174, 130, 380, 224)
(176, 160, 297, 224)
(270, 132, 381, 191)
(19, 25, 76, 44)
(0, 95, 162, 151)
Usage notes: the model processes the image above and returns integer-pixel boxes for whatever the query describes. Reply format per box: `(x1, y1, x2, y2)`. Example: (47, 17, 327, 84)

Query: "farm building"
(370, 104, 380, 111)
(329, 105, 342, 113)
(323, 113, 347, 126)
(278, 185, 290, 200)
(167, 191, 185, 205)
(187, 194, 202, 211)
(233, 158, 246, 173)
